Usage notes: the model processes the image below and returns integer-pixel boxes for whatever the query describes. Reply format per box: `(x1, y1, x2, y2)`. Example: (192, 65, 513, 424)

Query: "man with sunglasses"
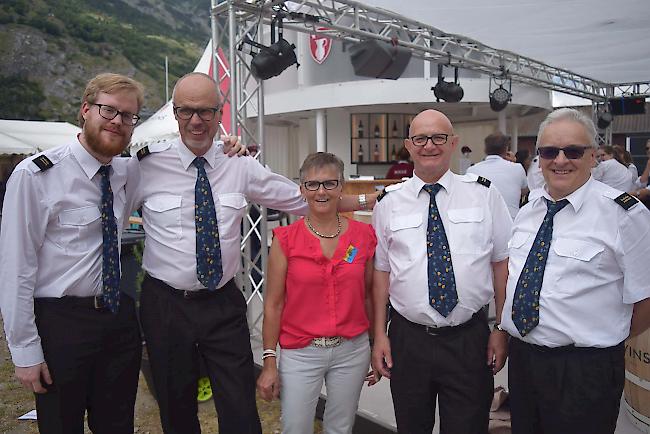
(371, 109, 512, 434)
(499, 108, 650, 434)
(0, 73, 145, 433)
(132, 72, 374, 434)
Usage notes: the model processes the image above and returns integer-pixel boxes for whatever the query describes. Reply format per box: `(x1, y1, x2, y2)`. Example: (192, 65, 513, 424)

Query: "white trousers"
(279, 332, 370, 434)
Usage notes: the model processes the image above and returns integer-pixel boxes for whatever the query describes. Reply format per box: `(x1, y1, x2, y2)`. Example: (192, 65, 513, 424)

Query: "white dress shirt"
(500, 177, 650, 348)
(373, 170, 512, 327)
(134, 139, 307, 291)
(592, 158, 636, 192)
(467, 155, 527, 219)
(0, 139, 136, 367)
(527, 155, 545, 191)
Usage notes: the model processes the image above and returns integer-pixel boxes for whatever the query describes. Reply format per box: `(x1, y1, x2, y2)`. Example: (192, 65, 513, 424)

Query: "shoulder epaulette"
(476, 176, 491, 188)
(136, 146, 150, 161)
(613, 192, 639, 210)
(377, 182, 404, 202)
(32, 155, 54, 171)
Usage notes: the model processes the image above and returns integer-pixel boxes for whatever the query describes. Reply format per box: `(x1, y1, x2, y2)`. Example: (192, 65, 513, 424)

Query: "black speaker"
(349, 40, 412, 80)
(609, 96, 646, 115)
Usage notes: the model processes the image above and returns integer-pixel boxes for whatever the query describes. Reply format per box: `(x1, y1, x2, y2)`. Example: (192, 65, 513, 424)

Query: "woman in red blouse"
(257, 152, 377, 434)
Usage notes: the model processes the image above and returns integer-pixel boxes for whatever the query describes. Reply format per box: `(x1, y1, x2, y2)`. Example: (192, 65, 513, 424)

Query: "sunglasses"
(537, 145, 591, 160)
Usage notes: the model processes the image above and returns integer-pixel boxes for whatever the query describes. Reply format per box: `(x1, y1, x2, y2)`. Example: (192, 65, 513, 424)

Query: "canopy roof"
(364, 0, 650, 85)
(0, 120, 80, 155)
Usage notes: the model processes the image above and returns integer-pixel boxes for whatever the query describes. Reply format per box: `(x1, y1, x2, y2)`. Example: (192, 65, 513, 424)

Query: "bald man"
(133, 72, 374, 434)
(371, 109, 512, 434)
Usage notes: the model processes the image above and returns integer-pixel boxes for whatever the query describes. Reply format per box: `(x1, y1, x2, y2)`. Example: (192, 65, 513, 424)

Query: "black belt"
(35, 294, 132, 312)
(513, 338, 624, 354)
(394, 309, 485, 336)
(145, 274, 235, 300)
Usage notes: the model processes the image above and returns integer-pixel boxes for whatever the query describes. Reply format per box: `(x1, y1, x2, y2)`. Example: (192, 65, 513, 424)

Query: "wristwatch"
(493, 323, 505, 332)
(358, 194, 368, 210)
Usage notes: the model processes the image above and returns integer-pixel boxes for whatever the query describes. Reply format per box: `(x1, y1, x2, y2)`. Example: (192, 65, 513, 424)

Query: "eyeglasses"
(537, 145, 592, 160)
(173, 106, 222, 121)
(303, 179, 340, 191)
(409, 134, 449, 147)
(93, 104, 140, 126)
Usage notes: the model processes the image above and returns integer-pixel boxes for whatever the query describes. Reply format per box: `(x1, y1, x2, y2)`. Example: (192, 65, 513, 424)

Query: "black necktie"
(512, 198, 569, 336)
(193, 157, 222, 290)
(423, 183, 458, 317)
(98, 165, 120, 313)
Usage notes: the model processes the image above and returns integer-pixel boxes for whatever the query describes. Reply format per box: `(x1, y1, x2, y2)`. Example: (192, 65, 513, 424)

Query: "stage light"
(597, 110, 613, 130)
(239, 11, 299, 81)
(489, 73, 512, 112)
(431, 64, 464, 103)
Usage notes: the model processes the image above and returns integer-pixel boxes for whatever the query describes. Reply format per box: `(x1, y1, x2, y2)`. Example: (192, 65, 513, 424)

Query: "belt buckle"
(93, 295, 106, 311)
(312, 336, 342, 348)
(424, 326, 440, 336)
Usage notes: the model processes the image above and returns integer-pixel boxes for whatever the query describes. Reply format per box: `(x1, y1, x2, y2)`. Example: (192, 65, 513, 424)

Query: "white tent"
(0, 132, 38, 155)
(0, 120, 81, 153)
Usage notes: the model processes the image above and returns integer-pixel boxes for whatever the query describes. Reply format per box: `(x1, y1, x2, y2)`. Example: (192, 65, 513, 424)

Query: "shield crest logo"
(309, 29, 332, 65)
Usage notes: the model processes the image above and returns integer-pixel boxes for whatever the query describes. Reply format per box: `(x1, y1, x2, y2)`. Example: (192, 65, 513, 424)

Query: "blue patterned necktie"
(193, 157, 222, 290)
(512, 198, 569, 336)
(423, 183, 458, 317)
(98, 165, 120, 314)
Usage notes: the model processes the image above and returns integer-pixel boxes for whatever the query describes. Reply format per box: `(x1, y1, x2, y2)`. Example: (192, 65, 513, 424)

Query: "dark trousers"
(508, 338, 625, 434)
(388, 311, 493, 434)
(139, 275, 262, 434)
(33, 294, 142, 434)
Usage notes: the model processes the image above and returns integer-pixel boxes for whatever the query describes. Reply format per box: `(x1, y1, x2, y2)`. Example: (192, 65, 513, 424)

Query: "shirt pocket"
(218, 193, 248, 241)
(446, 207, 487, 254)
(56, 206, 102, 251)
(143, 194, 182, 239)
(549, 238, 604, 294)
(388, 213, 423, 261)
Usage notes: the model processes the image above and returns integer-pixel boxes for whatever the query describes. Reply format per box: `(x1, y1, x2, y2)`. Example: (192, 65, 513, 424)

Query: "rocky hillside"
(0, 0, 213, 124)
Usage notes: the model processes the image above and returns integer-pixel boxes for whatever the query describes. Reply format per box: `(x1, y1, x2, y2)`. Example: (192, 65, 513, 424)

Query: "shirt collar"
(537, 176, 593, 213)
(409, 169, 453, 198)
(175, 138, 220, 171)
(484, 155, 503, 162)
(71, 135, 105, 180)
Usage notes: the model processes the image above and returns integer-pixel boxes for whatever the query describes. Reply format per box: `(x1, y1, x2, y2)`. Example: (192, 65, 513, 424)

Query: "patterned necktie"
(423, 183, 458, 317)
(98, 165, 120, 314)
(193, 157, 222, 290)
(512, 198, 569, 336)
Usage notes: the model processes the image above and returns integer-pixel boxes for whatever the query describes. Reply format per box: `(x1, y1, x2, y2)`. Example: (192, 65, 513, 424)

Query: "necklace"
(306, 214, 341, 239)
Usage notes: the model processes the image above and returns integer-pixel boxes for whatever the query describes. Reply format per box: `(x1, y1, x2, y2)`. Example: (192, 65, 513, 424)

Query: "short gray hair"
(536, 108, 597, 148)
(299, 152, 344, 183)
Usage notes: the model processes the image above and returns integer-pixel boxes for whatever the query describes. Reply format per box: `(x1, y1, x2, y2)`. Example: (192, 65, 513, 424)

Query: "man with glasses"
(499, 108, 650, 434)
(371, 109, 512, 434)
(133, 72, 374, 434)
(0, 73, 144, 433)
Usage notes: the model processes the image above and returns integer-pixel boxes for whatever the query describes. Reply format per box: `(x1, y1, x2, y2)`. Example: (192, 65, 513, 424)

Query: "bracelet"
(261, 353, 277, 360)
(358, 194, 368, 210)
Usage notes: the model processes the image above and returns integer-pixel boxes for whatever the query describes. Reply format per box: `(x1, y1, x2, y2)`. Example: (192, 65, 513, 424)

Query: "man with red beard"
(0, 73, 145, 434)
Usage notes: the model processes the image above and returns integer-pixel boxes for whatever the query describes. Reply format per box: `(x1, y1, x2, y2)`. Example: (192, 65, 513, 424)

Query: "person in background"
(515, 149, 532, 174)
(0, 73, 144, 434)
(371, 109, 511, 434)
(634, 139, 650, 188)
(467, 132, 528, 219)
(593, 145, 635, 192)
(386, 146, 414, 179)
(458, 145, 473, 174)
(500, 108, 650, 434)
(257, 152, 377, 434)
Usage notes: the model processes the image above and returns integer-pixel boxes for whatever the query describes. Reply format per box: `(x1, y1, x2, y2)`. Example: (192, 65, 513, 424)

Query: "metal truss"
(210, 0, 648, 309)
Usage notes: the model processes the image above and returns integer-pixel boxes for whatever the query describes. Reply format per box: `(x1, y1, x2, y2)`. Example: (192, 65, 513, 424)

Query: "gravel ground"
(0, 319, 322, 433)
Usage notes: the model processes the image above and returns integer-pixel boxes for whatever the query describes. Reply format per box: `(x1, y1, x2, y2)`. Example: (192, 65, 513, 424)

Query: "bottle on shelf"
(373, 124, 380, 138)
(357, 143, 364, 163)
(390, 144, 397, 161)
(357, 120, 364, 138)
(391, 120, 399, 138)
(373, 143, 380, 162)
